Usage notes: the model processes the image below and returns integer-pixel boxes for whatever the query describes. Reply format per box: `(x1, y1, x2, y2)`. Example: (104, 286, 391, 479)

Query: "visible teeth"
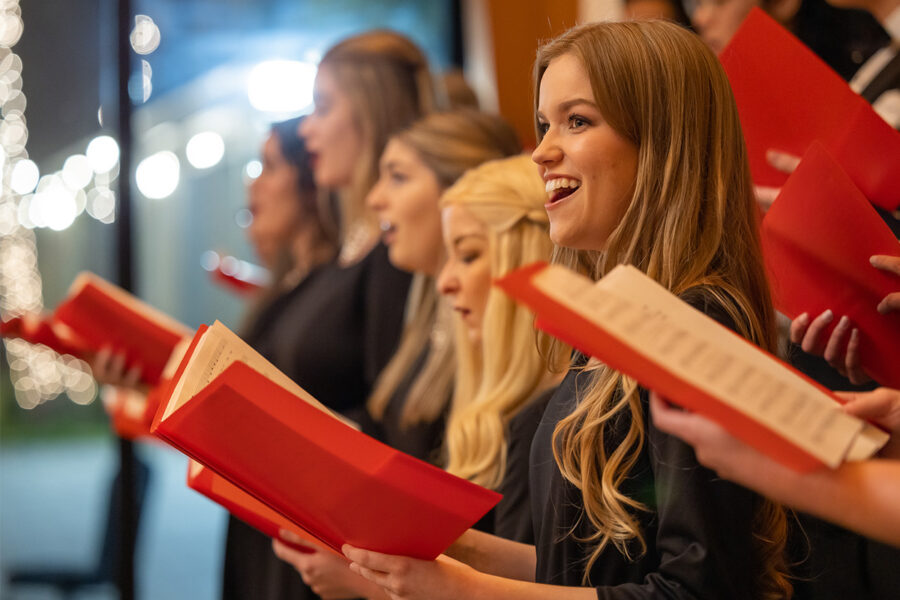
(545, 178, 581, 193)
(380, 221, 392, 232)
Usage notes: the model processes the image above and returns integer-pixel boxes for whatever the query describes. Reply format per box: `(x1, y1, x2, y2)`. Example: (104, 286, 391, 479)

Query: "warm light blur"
(186, 131, 225, 169)
(136, 150, 180, 199)
(61, 154, 93, 189)
(10, 158, 38, 194)
(130, 14, 161, 55)
(86, 135, 120, 173)
(247, 60, 316, 114)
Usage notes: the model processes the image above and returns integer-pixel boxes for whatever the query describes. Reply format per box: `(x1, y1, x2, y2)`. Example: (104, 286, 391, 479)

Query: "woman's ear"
(764, 0, 802, 24)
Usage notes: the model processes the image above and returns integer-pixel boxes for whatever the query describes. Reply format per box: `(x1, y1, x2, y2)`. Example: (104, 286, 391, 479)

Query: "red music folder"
(186, 460, 334, 555)
(53, 273, 193, 385)
(0, 314, 89, 358)
(761, 143, 900, 388)
(152, 321, 500, 560)
(495, 262, 888, 472)
(719, 8, 900, 211)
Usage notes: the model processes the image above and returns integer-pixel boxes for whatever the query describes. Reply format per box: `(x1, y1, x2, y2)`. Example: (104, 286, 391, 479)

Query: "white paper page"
(534, 264, 886, 467)
(163, 321, 351, 426)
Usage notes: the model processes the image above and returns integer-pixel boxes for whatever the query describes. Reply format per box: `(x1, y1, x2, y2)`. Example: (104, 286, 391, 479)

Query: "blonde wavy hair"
(534, 21, 789, 597)
(441, 155, 569, 489)
(318, 30, 436, 253)
(367, 110, 522, 428)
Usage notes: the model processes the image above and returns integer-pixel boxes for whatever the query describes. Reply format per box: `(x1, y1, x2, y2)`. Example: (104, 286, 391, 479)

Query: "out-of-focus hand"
(272, 531, 382, 600)
(838, 388, 900, 459)
(790, 311, 870, 384)
(344, 545, 481, 600)
(91, 346, 146, 390)
(870, 255, 900, 315)
(753, 150, 801, 213)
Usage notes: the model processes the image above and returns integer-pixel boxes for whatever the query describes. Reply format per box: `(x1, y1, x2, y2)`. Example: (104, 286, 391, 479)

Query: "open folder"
(719, 8, 900, 211)
(152, 321, 500, 560)
(51, 272, 193, 385)
(761, 143, 900, 389)
(186, 460, 335, 556)
(496, 262, 888, 472)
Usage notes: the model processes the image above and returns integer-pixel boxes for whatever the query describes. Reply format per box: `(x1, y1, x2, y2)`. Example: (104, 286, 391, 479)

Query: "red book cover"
(186, 461, 332, 555)
(0, 314, 90, 358)
(495, 263, 885, 472)
(761, 143, 900, 388)
(719, 8, 900, 211)
(53, 273, 193, 386)
(155, 359, 500, 559)
(150, 323, 208, 434)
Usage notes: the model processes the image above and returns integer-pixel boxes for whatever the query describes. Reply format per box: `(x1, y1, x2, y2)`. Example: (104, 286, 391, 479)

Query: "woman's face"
(532, 53, 639, 251)
(366, 139, 445, 276)
(686, 0, 759, 54)
(247, 134, 304, 267)
(436, 204, 491, 345)
(299, 66, 364, 189)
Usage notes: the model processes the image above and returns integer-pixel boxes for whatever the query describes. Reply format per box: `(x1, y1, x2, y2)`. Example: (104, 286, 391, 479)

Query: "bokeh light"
(234, 207, 252, 228)
(10, 158, 37, 194)
(244, 159, 262, 180)
(86, 135, 120, 173)
(61, 154, 93, 189)
(136, 150, 180, 199)
(130, 14, 161, 55)
(247, 60, 316, 113)
(186, 131, 225, 169)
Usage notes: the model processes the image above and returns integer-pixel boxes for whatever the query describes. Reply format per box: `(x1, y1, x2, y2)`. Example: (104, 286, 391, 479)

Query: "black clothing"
(359, 344, 448, 465)
(530, 292, 766, 599)
(222, 243, 411, 600)
(493, 388, 554, 544)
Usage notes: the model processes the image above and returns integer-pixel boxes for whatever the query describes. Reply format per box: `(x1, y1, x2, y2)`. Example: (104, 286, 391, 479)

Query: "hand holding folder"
(153, 321, 500, 560)
(761, 143, 900, 389)
(720, 8, 900, 211)
(496, 262, 888, 472)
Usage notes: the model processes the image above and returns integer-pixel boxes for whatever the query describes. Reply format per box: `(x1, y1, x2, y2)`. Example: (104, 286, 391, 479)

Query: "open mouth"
(454, 306, 471, 318)
(545, 177, 581, 204)
(380, 221, 396, 243)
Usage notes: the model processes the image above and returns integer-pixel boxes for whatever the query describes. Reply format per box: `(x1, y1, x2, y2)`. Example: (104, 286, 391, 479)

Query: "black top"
(530, 292, 766, 599)
(493, 387, 554, 544)
(222, 242, 411, 600)
(360, 343, 449, 465)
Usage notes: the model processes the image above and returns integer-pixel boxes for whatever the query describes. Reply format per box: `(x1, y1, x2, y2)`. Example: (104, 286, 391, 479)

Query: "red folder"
(153, 357, 500, 559)
(495, 262, 861, 472)
(720, 8, 900, 211)
(186, 462, 333, 555)
(761, 143, 900, 388)
(53, 274, 192, 385)
(0, 314, 90, 358)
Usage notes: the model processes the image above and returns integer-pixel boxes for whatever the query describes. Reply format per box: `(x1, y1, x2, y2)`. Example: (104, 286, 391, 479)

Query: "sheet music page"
(533, 264, 887, 467)
(164, 321, 350, 426)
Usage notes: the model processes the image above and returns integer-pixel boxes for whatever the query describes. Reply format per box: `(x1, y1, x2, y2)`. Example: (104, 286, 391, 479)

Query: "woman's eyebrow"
(452, 233, 486, 246)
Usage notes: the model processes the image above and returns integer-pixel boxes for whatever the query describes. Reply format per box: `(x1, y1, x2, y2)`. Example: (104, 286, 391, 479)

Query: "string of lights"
(0, 0, 96, 409)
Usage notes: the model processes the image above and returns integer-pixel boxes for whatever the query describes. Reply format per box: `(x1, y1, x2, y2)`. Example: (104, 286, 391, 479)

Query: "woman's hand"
(753, 150, 801, 212)
(272, 532, 383, 600)
(838, 387, 900, 459)
(871, 255, 900, 315)
(91, 346, 145, 389)
(790, 310, 870, 384)
(343, 545, 482, 600)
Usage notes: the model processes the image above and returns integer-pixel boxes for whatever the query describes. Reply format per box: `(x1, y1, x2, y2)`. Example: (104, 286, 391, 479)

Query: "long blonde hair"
(318, 30, 436, 254)
(441, 155, 569, 489)
(534, 21, 788, 597)
(367, 110, 522, 428)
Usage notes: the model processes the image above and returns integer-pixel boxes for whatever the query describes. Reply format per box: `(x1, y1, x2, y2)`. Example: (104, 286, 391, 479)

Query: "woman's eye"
(537, 121, 550, 136)
(568, 115, 589, 129)
(460, 251, 480, 264)
(389, 171, 407, 184)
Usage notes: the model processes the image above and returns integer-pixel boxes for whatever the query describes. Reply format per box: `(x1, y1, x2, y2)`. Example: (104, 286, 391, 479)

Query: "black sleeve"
(494, 389, 554, 544)
(361, 243, 412, 388)
(594, 293, 764, 600)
